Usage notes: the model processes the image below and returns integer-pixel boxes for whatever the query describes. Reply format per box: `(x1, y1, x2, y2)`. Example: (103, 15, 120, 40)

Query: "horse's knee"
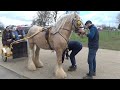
(58, 60, 63, 65)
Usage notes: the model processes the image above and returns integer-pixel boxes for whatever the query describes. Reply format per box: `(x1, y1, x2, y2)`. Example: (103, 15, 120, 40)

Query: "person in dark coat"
(2, 26, 13, 47)
(83, 20, 99, 79)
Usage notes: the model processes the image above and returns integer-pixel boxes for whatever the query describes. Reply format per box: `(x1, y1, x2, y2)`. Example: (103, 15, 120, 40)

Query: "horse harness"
(41, 18, 84, 63)
(42, 27, 54, 50)
(42, 27, 70, 63)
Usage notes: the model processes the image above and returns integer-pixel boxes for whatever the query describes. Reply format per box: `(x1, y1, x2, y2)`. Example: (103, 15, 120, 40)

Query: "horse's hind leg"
(34, 45, 44, 68)
(55, 49, 67, 79)
(27, 43, 36, 71)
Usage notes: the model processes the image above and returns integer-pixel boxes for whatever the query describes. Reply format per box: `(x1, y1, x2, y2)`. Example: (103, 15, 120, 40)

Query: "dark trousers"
(2, 40, 13, 47)
(70, 48, 82, 66)
(88, 48, 98, 75)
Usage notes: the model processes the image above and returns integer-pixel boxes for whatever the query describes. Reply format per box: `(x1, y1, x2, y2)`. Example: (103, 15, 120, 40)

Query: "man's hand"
(7, 39, 12, 42)
(77, 32, 81, 36)
(18, 35, 22, 37)
(78, 30, 86, 35)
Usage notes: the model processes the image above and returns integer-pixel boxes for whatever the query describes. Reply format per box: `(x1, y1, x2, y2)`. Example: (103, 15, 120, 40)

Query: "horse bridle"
(72, 19, 84, 33)
(60, 18, 83, 32)
(57, 18, 83, 44)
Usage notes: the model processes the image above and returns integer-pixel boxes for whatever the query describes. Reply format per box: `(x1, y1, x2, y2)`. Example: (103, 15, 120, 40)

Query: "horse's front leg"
(55, 49, 67, 79)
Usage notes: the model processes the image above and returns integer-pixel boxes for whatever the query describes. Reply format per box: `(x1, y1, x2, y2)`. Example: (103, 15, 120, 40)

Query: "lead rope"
(10, 30, 43, 49)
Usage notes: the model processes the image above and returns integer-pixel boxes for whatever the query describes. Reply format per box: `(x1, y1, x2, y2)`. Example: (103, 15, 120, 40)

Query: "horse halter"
(72, 18, 84, 33)
(53, 16, 84, 46)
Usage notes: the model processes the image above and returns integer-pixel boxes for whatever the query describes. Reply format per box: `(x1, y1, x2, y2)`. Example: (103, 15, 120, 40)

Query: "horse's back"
(27, 25, 43, 36)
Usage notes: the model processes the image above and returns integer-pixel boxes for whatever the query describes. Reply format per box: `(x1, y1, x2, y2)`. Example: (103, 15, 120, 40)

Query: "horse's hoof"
(28, 67, 36, 71)
(55, 69, 67, 79)
(28, 63, 36, 71)
(35, 61, 44, 68)
(56, 72, 67, 79)
(36, 65, 43, 68)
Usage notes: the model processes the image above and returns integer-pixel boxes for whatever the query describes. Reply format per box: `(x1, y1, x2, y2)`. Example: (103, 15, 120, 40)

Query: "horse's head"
(51, 12, 85, 36)
(71, 13, 85, 34)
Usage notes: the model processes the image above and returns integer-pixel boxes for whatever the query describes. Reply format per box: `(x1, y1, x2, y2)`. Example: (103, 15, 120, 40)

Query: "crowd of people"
(2, 25, 26, 47)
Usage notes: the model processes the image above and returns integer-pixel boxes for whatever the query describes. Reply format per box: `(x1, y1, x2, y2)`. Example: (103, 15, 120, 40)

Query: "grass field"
(70, 30, 120, 51)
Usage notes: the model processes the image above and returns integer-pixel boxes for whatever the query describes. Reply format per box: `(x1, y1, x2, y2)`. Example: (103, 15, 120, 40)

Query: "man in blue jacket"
(83, 20, 99, 79)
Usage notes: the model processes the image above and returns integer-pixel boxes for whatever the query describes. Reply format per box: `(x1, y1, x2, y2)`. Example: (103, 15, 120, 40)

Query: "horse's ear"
(74, 12, 76, 14)
(74, 12, 77, 18)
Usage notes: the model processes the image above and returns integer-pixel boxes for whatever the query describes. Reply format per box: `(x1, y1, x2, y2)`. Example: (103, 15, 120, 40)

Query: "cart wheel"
(2, 55, 7, 62)
(1, 50, 7, 62)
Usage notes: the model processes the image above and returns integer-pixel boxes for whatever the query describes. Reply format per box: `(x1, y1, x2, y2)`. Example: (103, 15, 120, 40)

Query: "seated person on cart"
(1, 26, 28, 61)
(2, 26, 14, 55)
(16, 26, 25, 39)
(12, 27, 20, 41)
(2, 26, 14, 47)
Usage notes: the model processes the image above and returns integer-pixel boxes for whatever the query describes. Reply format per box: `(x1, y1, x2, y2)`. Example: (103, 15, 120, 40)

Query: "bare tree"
(116, 13, 120, 24)
(0, 21, 4, 30)
(66, 11, 79, 14)
(118, 24, 120, 29)
(37, 11, 52, 26)
(53, 11, 58, 22)
(32, 11, 58, 26)
(31, 19, 37, 26)
(116, 13, 120, 29)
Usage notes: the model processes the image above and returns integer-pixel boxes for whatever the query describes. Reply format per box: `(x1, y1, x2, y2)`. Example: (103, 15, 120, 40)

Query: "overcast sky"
(0, 11, 119, 27)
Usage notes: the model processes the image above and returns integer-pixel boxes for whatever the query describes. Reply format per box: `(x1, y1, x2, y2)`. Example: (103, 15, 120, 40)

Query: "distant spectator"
(16, 26, 25, 39)
(12, 27, 20, 40)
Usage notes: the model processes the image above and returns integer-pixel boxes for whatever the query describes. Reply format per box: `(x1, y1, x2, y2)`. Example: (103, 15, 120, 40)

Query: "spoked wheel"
(1, 50, 7, 62)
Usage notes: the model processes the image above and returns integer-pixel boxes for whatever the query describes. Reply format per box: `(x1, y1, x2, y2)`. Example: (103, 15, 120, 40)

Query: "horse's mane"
(51, 13, 76, 34)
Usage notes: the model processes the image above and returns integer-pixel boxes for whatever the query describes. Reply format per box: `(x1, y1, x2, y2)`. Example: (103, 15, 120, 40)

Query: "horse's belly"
(33, 33, 53, 50)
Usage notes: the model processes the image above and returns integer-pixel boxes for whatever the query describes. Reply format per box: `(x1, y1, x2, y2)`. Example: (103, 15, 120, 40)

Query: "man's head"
(12, 27, 17, 31)
(6, 26, 10, 31)
(85, 20, 92, 29)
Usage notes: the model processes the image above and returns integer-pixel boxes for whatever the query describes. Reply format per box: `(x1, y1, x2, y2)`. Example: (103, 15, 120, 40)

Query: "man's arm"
(87, 28, 95, 39)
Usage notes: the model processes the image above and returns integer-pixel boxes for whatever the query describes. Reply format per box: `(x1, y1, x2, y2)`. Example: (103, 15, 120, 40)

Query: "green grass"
(70, 30, 120, 51)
